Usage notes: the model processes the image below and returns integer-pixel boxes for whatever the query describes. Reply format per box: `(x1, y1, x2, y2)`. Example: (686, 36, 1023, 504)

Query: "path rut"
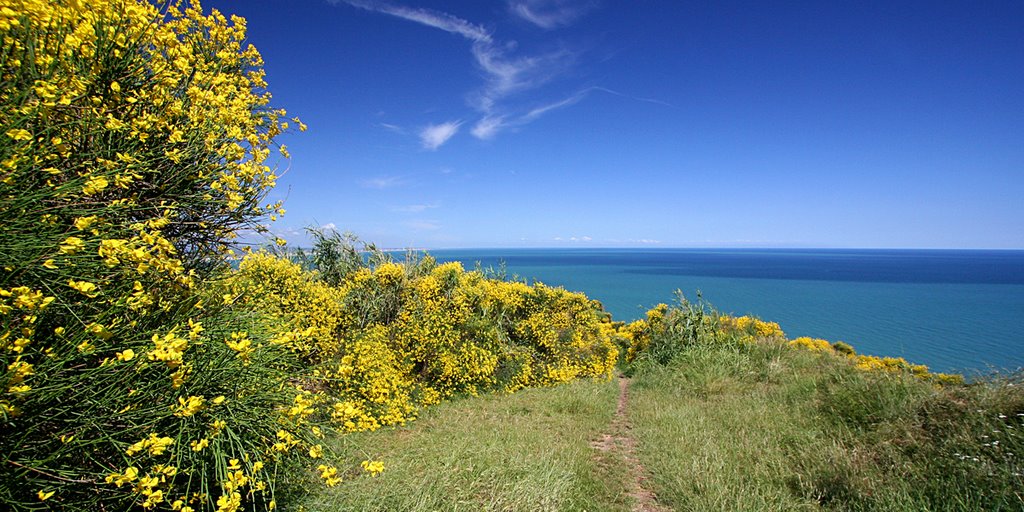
(590, 375, 669, 512)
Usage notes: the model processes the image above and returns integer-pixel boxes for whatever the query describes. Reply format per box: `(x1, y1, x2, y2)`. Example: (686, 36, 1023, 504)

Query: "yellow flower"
(308, 444, 323, 458)
(225, 332, 253, 360)
(37, 490, 55, 501)
(105, 466, 139, 487)
(316, 464, 341, 487)
(59, 236, 86, 254)
(73, 215, 99, 230)
(82, 175, 109, 195)
(68, 279, 99, 298)
(190, 438, 209, 452)
(42, 259, 57, 269)
(116, 349, 135, 361)
(125, 433, 174, 456)
(361, 459, 385, 477)
(6, 128, 31, 141)
(173, 395, 205, 417)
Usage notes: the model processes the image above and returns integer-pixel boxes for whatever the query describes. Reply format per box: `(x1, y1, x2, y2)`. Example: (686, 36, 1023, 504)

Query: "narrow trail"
(590, 375, 670, 512)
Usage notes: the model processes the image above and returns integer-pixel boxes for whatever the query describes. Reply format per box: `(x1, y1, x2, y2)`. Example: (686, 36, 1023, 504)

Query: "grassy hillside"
(297, 314, 1024, 511)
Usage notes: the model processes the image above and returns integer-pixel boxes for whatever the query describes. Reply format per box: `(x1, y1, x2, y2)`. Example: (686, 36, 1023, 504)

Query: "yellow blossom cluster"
(0, 1, 318, 509)
(233, 253, 621, 436)
(721, 315, 785, 341)
(787, 336, 964, 384)
(623, 304, 962, 388)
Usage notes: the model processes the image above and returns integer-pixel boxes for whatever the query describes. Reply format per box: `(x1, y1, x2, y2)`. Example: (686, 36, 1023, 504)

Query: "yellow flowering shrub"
(0, 1, 324, 510)
(232, 252, 343, 358)
(624, 301, 964, 386)
(786, 336, 964, 384)
(234, 252, 620, 435)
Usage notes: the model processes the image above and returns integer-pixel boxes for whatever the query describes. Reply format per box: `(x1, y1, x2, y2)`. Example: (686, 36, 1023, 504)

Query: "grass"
(299, 338, 1024, 511)
(301, 377, 631, 512)
(628, 341, 1024, 511)
(628, 345, 824, 511)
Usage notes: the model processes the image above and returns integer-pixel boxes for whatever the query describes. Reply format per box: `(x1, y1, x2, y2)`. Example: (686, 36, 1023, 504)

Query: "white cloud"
(377, 122, 405, 134)
(392, 203, 439, 213)
(359, 176, 405, 189)
(321, 222, 337, 231)
(508, 0, 596, 29)
(340, 0, 578, 137)
(564, 235, 593, 242)
(406, 219, 441, 230)
(341, 0, 492, 43)
(522, 90, 588, 121)
(471, 115, 507, 139)
(469, 91, 587, 139)
(420, 121, 461, 150)
(591, 86, 674, 108)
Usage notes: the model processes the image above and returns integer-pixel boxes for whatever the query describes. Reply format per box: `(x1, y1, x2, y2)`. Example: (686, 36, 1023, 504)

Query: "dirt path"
(590, 375, 670, 512)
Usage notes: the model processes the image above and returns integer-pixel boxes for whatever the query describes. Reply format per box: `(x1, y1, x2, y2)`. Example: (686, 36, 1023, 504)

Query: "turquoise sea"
(427, 249, 1024, 376)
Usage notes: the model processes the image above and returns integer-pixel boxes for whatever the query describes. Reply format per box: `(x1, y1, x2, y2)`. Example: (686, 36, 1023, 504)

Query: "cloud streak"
(419, 121, 462, 150)
(339, 0, 579, 140)
(471, 88, 589, 139)
(359, 176, 406, 189)
(508, 0, 596, 29)
(392, 203, 439, 213)
(406, 219, 441, 231)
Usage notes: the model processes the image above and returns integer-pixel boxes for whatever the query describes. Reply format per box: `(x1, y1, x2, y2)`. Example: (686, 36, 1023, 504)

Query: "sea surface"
(426, 248, 1024, 376)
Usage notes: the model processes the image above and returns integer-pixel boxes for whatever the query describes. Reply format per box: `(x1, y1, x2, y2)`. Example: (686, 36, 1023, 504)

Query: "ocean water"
(427, 248, 1024, 376)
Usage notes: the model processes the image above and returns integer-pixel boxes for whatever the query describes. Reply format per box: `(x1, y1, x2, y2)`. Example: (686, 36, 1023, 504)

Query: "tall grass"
(624, 299, 1024, 511)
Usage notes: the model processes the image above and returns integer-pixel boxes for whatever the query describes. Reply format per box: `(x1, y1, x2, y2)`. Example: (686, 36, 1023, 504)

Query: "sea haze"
(427, 248, 1024, 376)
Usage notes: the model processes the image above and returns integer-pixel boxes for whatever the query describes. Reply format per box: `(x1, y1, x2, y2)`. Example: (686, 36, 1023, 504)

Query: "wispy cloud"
(406, 219, 441, 230)
(522, 90, 588, 121)
(321, 222, 338, 231)
(508, 0, 596, 29)
(419, 121, 461, 150)
(470, 115, 507, 140)
(339, 0, 580, 139)
(591, 86, 674, 108)
(359, 176, 406, 189)
(392, 203, 439, 213)
(471, 90, 588, 139)
(376, 122, 406, 134)
(341, 0, 492, 42)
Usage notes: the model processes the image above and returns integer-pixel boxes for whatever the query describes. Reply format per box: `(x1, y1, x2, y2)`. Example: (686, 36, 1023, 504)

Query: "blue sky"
(207, 0, 1023, 249)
